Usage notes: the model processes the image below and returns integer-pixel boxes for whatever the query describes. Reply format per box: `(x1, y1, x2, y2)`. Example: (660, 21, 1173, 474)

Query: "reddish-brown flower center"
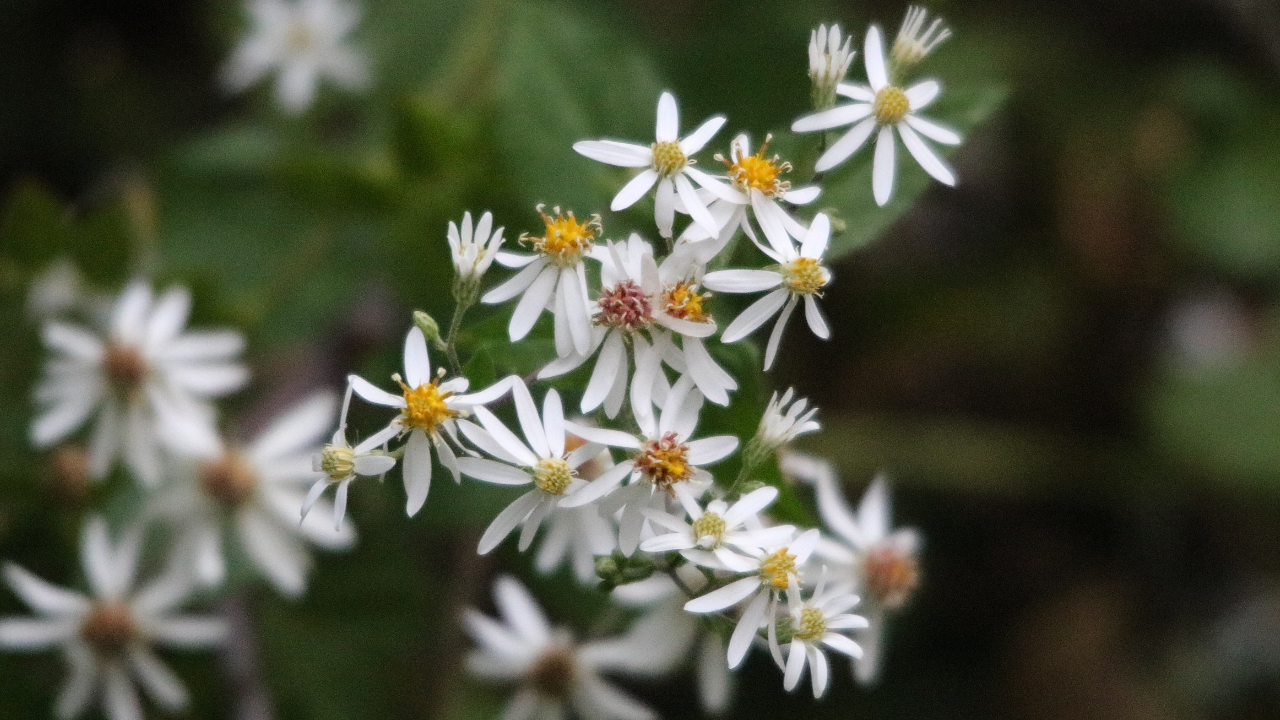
(529, 646, 577, 698)
(595, 280, 652, 331)
(200, 452, 258, 508)
(103, 344, 147, 389)
(81, 602, 136, 657)
(863, 545, 920, 609)
(633, 433, 692, 489)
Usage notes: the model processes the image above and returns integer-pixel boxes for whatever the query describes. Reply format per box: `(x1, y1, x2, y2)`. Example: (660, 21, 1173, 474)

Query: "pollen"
(596, 280, 653, 331)
(781, 257, 829, 295)
(662, 282, 711, 323)
(651, 140, 687, 178)
(758, 547, 798, 589)
(398, 377, 457, 434)
(863, 545, 920, 609)
(200, 452, 258, 508)
(81, 602, 136, 657)
(103, 344, 147, 389)
(522, 205, 601, 266)
(691, 511, 727, 548)
(534, 458, 574, 496)
(722, 135, 792, 197)
(793, 607, 827, 641)
(873, 86, 910, 125)
(634, 433, 692, 489)
(320, 445, 355, 481)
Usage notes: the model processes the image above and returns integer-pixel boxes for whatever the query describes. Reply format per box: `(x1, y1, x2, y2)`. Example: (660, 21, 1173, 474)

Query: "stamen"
(781, 257, 829, 295)
(320, 445, 356, 481)
(533, 458, 574, 496)
(521, 205, 601, 267)
(662, 281, 711, 323)
(633, 433, 693, 490)
(793, 607, 827, 641)
(651, 141, 688, 178)
(397, 375, 457, 434)
(759, 547, 798, 589)
(720, 135, 793, 197)
(873, 86, 910, 125)
(596, 280, 653, 331)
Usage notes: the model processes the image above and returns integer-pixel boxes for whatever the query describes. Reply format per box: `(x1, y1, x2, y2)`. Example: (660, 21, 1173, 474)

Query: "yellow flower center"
(399, 379, 457, 434)
(81, 602, 136, 657)
(103, 343, 147, 390)
(529, 645, 577, 698)
(759, 547, 798, 589)
(781, 257, 828, 295)
(691, 511, 727, 548)
(200, 452, 258, 508)
(873, 86, 910, 124)
(863, 545, 920, 610)
(634, 433, 692, 490)
(723, 137, 792, 197)
(651, 140, 687, 178)
(320, 445, 356, 481)
(285, 21, 315, 52)
(523, 205, 601, 267)
(662, 282, 711, 323)
(534, 458, 574, 496)
(793, 607, 827, 641)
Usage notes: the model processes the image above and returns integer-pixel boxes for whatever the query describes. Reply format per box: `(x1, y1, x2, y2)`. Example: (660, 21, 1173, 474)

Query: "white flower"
(809, 23, 856, 110)
(26, 259, 91, 322)
(347, 326, 511, 517)
(0, 517, 225, 720)
(574, 91, 742, 239)
(538, 234, 736, 420)
(301, 384, 397, 530)
(454, 378, 608, 555)
(702, 213, 834, 371)
(640, 486, 794, 570)
(534, 433, 618, 585)
(683, 529, 821, 668)
(771, 575, 867, 698)
(31, 280, 248, 487)
(557, 376, 739, 555)
(448, 210, 505, 284)
(481, 205, 601, 357)
(150, 392, 356, 597)
(807, 472, 922, 684)
(221, 0, 368, 113)
(890, 5, 952, 71)
(755, 388, 821, 451)
(791, 24, 961, 206)
(466, 575, 683, 720)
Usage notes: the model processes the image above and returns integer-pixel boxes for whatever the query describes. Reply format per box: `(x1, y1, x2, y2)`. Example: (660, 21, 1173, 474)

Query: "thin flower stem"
(443, 296, 472, 374)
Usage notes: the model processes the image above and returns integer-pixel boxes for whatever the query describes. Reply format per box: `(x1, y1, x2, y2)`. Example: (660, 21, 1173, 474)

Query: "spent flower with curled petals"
(0, 517, 225, 720)
(890, 5, 952, 75)
(447, 210, 505, 295)
(771, 575, 867, 698)
(302, 384, 396, 531)
(755, 388, 821, 452)
(809, 23, 856, 110)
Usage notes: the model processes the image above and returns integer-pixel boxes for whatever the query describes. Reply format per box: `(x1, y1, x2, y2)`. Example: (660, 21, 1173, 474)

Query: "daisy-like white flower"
(0, 517, 226, 720)
(771, 575, 867, 698)
(538, 234, 735, 420)
(466, 575, 684, 720)
(31, 280, 247, 487)
(808, 472, 922, 684)
(221, 0, 368, 113)
(639, 486, 795, 571)
(754, 388, 821, 453)
(534, 432, 618, 585)
(454, 378, 607, 555)
(809, 23, 857, 110)
(702, 213, 834, 371)
(348, 326, 512, 517)
(448, 210, 505, 288)
(791, 24, 961, 206)
(558, 376, 739, 555)
(573, 91, 742, 239)
(151, 392, 356, 597)
(301, 384, 396, 530)
(482, 205, 600, 357)
(890, 5, 952, 72)
(683, 529, 821, 668)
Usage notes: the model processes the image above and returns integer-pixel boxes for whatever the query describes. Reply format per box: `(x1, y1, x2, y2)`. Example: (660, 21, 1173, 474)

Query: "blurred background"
(2, 0, 1280, 718)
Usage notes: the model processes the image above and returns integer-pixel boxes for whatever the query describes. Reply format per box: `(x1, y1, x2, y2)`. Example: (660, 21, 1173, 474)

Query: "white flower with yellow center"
(702, 213, 834, 371)
(466, 576, 684, 720)
(482, 205, 601, 358)
(533, 431, 618, 585)
(683, 529, 821, 669)
(347, 327, 512, 517)
(771, 575, 867, 698)
(538, 234, 735, 421)
(447, 210, 506, 284)
(573, 91, 743, 239)
(557, 376, 739, 555)
(640, 486, 795, 570)
(301, 384, 396, 530)
(454, 378, 608, 555)
(755, 388, 821, 452)
(221, 0, 368, 113)
(791, 24, 961, 206)
(809, 23, 857, 110)
(0, 517, 225, 720)
(31, 280, 247, 487)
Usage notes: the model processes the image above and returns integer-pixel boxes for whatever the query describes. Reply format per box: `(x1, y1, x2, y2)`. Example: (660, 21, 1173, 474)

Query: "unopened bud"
(413, 311, 442, 346)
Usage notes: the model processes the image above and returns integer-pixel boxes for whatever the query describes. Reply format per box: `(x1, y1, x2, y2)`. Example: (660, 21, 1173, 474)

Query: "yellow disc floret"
(522, 205, 601, 267)
(662, 282, 711, 323)
(793, 607, 827, 641)
(873, 86, 910, 125)
(398, 376, 457, 434)
(634, 433, 693, 490)
(781, 257, 829, 295)
(721, 135, 792, 197)
(534, 458, 574, 496)
(691, 511, 727, 548)
(758, 547, 798, 589)
(319, 445, 355, 481)
(651, 140, 688, 178)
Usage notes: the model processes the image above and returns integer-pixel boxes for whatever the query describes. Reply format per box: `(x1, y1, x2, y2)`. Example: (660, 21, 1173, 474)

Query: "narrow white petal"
(655, 91, 679, 142)
(478, 491, 541, 555)
(792, 103, 873, 133)
(508, 266, 558, 341)
(403, 327, 431, 387)
(348, 374, 404, 408)
(721, 288, 789, 343)
(800, 213, 831, 260)
(905, 113, 962, 145)
(898, 122, 957, 186)
(864, 25, 888, 90)
(685, 436, 738, 465)
(684, 576, 759, 613)
(483, 258, 547, 304)
(904, 79, 940, 110)
(573, 140, 653, 167)
(701, 269, 782, 294)
(655, 178, 675, 238)
(402, 430, 434, 516)
(611, 169, 660, 210)
(815, 116, 877, 172)
(457, 458, 532, 485)
(493, 575, 552, 644)
(727, 590, 770, 668)
(764, 295, 800, 370)
(873, 125, 897, 206)
(804, 295, 831, 339)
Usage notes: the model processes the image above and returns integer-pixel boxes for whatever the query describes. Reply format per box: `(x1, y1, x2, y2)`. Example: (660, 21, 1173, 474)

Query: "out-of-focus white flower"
(792, 25, 961, 206)
(683, 529, 821, 669)
(809, 23, 856, 110)
(534, 431, 618, 584)
(26, 259, 86, 322)
(151, 392, 356, 598)
(574, 91, 742, 239)
(890, 6, 951, 72)
(558, 377, 739, 555)
(302, 384, 396, 530)
(482, 205, 601, 358)
(703, 213, 834, 371)
(448, 211, 505, 285)
(807, 472, 922, 684)
(0, 517, 225, 720)
(640, 486, 794, 570)
(756, 388, 821, 451)
(348, 327, 511, 517)
(222, 0, 368, 113)
(31, 280, 247, 487)
(465, 575, 682, 720)
(453, 378, 606, 555)
(771, 575, 867, 698)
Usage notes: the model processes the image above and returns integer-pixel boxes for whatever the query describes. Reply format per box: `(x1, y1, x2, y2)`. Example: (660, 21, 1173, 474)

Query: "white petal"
(792, 102, 873, 133)
(509, 266, 558, 342)
(764, 294, 800, 371)
(801, 213, 831, 260)
(836, 82, 876, 101)
(457, 458, 532, 485)
(582, 330, 624, 412)
(573, 140, 653, 168)
(905, 113, 962, 145)
(144, 287, 191, 353)
(684, 576, 759, 613)
(611, 169, 660, 211)
(873, 125, 897, 206)
(347, 374, 403, 408)
(493, 575, 552, 644)
(478, 491, 541, 555)
(676, 173, 721, 237)
(721, 288, 789, 343)
(804, 295, 831, 339)
(557, 460, 632, 508)
(31, 390, 100, 448)
(905, 79, 940, 110)
(684, 167, 748, 204)
(561, 420, 639, 449)
(483, 258, 547, 305)
(898, 122, 956, 186)
(42, 322, 103, 361)
(809, 644, 830, 697)
(685, 436, 738, 465)
(655, 178, 676, 238)
(701, 269, 782, 294)
(147, 617, 228, 647)
(403, 430, 434, 516)
(864, 25, 887, 90)
(858, 475, 891, 542)
(103, 664, 143, 720)
(679, 115, 725, 155)
(784, 185, 822, 205)
(542, 390, 565, 458)
(822, 633, 863, 659)
(55, 644, 95, 719)
(682, 337, 736, 406)
(249, 392, 337, 462)
(473, 407, 538, 467)
(783, 639, 807, 691)
(0, 619, 77, 648)
(655, 91, 679, 142)
(237, 508, 311, 597)
(2, 563, 89, 615)
(723, 486, 778, 526)
(727, 589, 770, 668)
(403, 327, 431, 387)
(815, 116, 877, 172)
(562, 267, 592, 356)
(128, 648, 189, 710)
